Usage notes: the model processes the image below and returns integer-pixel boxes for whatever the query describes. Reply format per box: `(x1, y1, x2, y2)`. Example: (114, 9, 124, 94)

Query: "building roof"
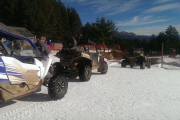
(0, 22, 34, 39)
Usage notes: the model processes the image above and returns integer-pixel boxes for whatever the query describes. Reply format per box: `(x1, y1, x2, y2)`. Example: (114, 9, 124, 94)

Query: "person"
(47, 40, 52, 46)
(35, 36, 50, 56)
(7, 41, 14, 49)
(14, 40, 21, 50)
(66, 37, 77, 48)
(47, 40, 52, 51)
(68, 42, 72, 48)
(44, 40, 50, 50)
(4, 40, 9, 46)
(13, 40, 22, 55)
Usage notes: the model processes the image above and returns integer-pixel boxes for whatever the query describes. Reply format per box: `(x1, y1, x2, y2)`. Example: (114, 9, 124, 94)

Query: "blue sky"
(61, 0, 180, 35)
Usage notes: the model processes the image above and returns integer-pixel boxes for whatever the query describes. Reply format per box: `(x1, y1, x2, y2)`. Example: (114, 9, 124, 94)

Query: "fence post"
(161, 43, 164, 68)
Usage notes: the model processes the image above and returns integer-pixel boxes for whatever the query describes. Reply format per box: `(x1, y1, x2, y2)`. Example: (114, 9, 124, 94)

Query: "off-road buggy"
(54, 37, 108, 81)
(121, 47, 151, 69)
(0, 34, 68, 102)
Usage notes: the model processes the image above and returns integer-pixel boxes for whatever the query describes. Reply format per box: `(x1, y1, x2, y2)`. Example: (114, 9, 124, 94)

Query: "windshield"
(1, 39, 42, 58)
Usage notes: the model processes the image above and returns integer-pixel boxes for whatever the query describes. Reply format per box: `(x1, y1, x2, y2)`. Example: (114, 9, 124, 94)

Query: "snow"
(0, 52, 180, 120)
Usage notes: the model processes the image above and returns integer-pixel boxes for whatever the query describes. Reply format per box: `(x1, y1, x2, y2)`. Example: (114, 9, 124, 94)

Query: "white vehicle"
(0, 36, 68, 102)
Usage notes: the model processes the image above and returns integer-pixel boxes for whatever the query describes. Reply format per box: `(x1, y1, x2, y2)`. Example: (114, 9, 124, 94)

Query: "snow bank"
(158, 56, 180, 70)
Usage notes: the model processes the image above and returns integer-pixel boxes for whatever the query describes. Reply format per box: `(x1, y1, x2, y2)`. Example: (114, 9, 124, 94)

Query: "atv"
(54, 37, 108, 81)
(121, 47, 151, 69)
(0, 35, 68, 102)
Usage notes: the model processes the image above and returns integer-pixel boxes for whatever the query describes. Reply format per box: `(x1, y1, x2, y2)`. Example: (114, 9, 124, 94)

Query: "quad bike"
(0, 34, 68, 102)
(54, 37, 108, 81)
(121, 47, 151, 69)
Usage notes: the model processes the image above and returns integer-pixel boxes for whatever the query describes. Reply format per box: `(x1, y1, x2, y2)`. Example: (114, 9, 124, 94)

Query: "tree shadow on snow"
(163, 62, 180, 67)
(0, 101, 16, 108)
(17, 93, 52, 102)
(65, 72, 107, 81)
(67, 78, 82, 82)
(91, 72, 106, 75)
(64, 73, 82, 82)
(109, 66, 139, 69)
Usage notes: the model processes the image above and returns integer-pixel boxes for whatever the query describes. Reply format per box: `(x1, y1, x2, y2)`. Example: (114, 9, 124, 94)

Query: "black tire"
(147, 61, 151, 68)
(101, 61, 108, 74)
(130, 64, 133, 68)
(79, 65, 92, 81)
(121, 60, 126, 67)
(140, 61, 145, 69)
(48, 75, 68, 100)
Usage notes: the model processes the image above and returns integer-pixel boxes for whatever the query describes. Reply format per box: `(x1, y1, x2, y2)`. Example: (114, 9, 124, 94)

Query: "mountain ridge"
(115, 31, 151, 40)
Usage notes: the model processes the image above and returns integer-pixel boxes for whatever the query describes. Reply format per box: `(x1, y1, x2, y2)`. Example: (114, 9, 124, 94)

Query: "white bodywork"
(1, 56, 51, 85)
(40, 57, 52, 78)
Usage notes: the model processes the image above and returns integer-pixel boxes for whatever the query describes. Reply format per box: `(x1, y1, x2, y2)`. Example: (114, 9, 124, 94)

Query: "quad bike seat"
(61, 37, 85, 56)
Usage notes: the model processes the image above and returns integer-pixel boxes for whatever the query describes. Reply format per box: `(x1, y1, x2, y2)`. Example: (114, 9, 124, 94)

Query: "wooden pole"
(103, 40, 105, 53)
(88, 39, 90, 52)
(161, 43, 164, 68)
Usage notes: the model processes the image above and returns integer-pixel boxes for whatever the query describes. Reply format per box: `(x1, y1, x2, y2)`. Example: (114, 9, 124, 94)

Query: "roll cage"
(0, 30, 46, 60)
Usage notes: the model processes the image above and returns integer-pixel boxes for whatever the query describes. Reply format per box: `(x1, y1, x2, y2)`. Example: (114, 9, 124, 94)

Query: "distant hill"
(115, 31, 151, 40)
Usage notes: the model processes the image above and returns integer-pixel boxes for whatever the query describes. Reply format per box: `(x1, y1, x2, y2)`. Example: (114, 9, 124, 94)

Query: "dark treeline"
(0, 0, 82, 42)
(116, 25, 180, 54)
(81, 16, 117, 51)
(83, 17, 180, 53)
(0, 0, 180, 53)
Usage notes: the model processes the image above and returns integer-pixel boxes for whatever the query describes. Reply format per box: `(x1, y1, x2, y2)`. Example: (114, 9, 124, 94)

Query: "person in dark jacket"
(14, 40, 21, 50)
(13, 40, 22, 55)
(35, 36, 50, 56)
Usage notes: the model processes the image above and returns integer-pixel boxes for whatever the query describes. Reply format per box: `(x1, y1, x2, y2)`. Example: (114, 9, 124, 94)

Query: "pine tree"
(82, 22, 92, 39)
(92, 16, 117, 52)
(56, 0, 69, 41)
(0, 0, 82, 42)
(67, 7, 82, 39)
(165, 25, 179, 45)
(0, 0, 20, 26)
(156, 32, 168, 51)
(148, 34, 158, 51)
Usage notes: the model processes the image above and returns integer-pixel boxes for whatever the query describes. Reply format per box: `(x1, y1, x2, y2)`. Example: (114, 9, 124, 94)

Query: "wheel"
(101, 61, 108, 74)
(140, 61, 145, 69)
(79, 65, 92, 81)
(130, 64, 133, 68)
(147, 61, 151, 68)
(48, 75, 68, 100)
(121, 60, 126, 67)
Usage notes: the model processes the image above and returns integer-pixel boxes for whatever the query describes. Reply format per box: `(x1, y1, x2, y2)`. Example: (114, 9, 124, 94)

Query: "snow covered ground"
(0, 51, 180, 120)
